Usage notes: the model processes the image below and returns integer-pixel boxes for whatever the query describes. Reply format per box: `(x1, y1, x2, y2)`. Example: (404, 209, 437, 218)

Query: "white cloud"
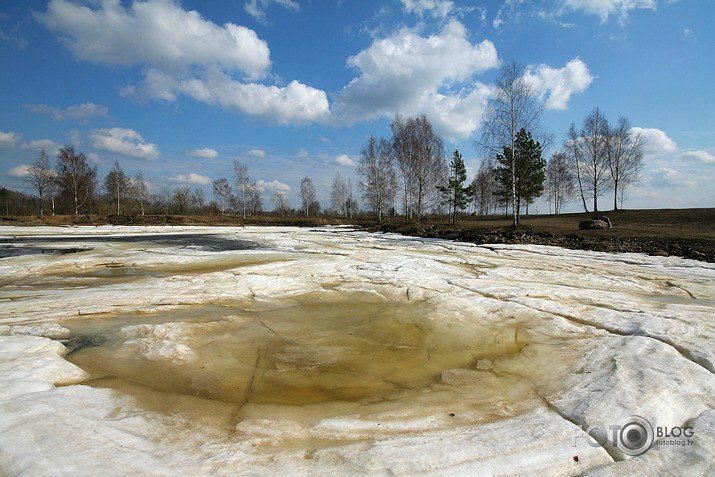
(189, 148, 219, 159)
(6, 164, 30, 178)
(90, 128, 160, 160)
(247, 149, 267, 158)
(24, 102, 108, 122)
(20, 139, 63, 156)
(679, 150, 715, 164)
(630, 127, 677, 158)
(244, 0, 299, 24)
(255, 179, 290, 192)
(493, 0, 525, 29)
(559, 0, 658, 25)
(649, 167, 696, 189)
(169, 173, 212, 185)
(177, 69, 330, 124)
(296, 148, 309, 158)
(335, 154, 357, 167)
(37, 0, 271, 79)
(37, 0, 332, 126)
(523, 58, 594, 110)
(401, 0, 455, 18)
(334, 20, 499, 138)
(0, 131, 22, 149)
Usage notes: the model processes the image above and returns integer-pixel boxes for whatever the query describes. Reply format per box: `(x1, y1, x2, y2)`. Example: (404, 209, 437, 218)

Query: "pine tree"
(437, 150, 475, 226)
(494, 129, 545, 224)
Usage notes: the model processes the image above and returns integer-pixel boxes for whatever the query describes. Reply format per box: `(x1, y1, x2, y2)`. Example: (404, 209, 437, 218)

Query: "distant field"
(2, 208, 713, 262)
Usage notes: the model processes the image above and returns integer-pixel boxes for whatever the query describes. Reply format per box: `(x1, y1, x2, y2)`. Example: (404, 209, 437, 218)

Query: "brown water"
(66, 293, 529, 407)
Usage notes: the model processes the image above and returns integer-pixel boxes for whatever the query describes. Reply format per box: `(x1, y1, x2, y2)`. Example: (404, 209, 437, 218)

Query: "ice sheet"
(0, 225, 713, 475)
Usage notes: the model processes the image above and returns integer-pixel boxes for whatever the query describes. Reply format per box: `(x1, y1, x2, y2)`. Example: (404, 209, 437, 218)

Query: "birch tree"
(25, 149, 53, 217)
(233, 160, 251, 219)
(478, 62, 545, 229)
(606, 117, 643, 210)
(212, 178, 231, 215)
(103, 161, 130, 215)
(56, 145, 97, 215)
(546, 151, 574, 214)
(330, 172, 347, 216)
(300, 176, 316, 217)
(566, 108, 611, 212)
(132, 172, 150, 216)
(357, 135, 396, 222)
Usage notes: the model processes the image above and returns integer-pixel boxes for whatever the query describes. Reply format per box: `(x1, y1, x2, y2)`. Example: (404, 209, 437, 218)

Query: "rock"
(689, 251, 706, 261)
(649, 251, 669, 257)
(579, 220, 609, 230)
(591, 216, 612, 229)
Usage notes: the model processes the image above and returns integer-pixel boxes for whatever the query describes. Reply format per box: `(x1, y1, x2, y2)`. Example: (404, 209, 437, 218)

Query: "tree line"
(10, 63, 643, 223)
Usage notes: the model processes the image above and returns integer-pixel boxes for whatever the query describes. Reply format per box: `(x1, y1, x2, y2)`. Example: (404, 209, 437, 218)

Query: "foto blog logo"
(575, 415, 653, 456)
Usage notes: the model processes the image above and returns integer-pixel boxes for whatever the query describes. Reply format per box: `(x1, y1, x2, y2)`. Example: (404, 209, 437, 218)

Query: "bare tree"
(391, 114, 446, 222)
(300, 176, 316, 217)
(471, 159, 498, 215)
(271, 191, 289, 219)
(172, 186, 192, 215)
(478, 61, 546, 229)
(358, 135, 396, 222)
(103, 161, 130, 215)
(25, 149, 53, 217)
(212, 178, 231, 215)
(606, 117, 643, 210)
(566, 107, 611, 212)
(132, 172, 150, 216)
(192, 188, 205, 214)
(330, 172, 347, 217)
(391, 115, 416, 221)
(546, 151, 574, 214)
(56, 145, 97, 215)
(233, 160, 252, 219)
(159, 185, 173, 215)
(249, 183, 262, 215)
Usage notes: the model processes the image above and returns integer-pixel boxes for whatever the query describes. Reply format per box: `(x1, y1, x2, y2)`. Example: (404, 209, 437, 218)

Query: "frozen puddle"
(65, 295, 533, 406)
(1, 225, 714, 476)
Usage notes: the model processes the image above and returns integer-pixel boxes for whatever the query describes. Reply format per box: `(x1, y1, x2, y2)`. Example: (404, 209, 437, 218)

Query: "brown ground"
(2, 208, 714, 262)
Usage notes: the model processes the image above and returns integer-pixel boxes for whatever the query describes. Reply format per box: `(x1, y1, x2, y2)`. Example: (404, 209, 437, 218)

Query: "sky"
(1, 0, 713, 213)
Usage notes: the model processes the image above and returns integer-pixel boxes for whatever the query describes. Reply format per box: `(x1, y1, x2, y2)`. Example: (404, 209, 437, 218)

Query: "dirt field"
(2, 208, 713, 262)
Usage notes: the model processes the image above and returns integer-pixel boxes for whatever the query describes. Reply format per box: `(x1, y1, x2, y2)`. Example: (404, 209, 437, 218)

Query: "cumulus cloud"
(523, 58, 594, 110)
(169, 173, 212, 185)
(335, 154, 357, 167)
(20, 139, 63, 155)
(559, 0, 657, 24)
(255, 179, 290, 192)
(0, 131, 22, 149)
(24, 103, 108, 122)
(37, 0, 333, 126)
(6, 164, 30, 177)
(90, 128, 160, 160)
(334, 19, 499, 138)
(679, 150, 715, 164)
(189, 148, 219, 159)
(630, 127, 677, 158)
(37, 0, 271, 78)
(244, 0, 299, 24)
(180, 70, 330, 124)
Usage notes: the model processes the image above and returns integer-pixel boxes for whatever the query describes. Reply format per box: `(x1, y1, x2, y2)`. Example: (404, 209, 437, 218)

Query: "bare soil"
(2, 208, 713, 262)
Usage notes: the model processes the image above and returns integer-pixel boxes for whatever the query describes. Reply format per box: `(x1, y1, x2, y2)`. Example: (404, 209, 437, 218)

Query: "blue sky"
(1, 0, 713, 212)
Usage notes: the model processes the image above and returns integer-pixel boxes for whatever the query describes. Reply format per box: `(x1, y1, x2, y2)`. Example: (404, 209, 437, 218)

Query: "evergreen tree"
(494, 129, 545, 224)
(437, 150, 475, 226)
